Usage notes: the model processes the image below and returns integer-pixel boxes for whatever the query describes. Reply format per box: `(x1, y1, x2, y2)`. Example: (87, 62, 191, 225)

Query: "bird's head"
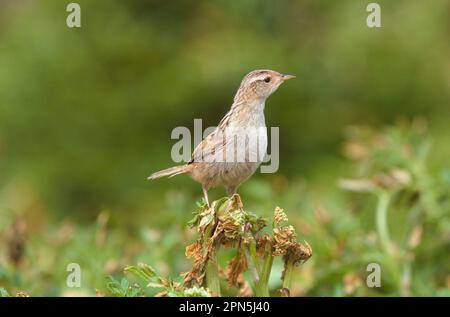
(235, 69, 295, 103)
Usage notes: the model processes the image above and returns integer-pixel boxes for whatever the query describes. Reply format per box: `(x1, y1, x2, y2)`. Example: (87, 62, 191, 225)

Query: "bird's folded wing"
(189, 126, 259, 164)
(190, 127, 228, 164)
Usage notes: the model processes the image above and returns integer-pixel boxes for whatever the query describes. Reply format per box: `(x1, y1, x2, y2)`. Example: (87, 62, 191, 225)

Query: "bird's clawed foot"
(202, 186, 210, 207)
(229, 193, 243, 209)
(201, 186, 243, 209)
(227, 186, 243, 208)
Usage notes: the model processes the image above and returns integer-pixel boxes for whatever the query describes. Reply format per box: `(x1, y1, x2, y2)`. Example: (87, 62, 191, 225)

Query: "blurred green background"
(0, 0, 449, 296)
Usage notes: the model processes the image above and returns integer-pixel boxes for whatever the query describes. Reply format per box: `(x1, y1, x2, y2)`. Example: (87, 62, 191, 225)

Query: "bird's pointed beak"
(281, 74, 296, 81)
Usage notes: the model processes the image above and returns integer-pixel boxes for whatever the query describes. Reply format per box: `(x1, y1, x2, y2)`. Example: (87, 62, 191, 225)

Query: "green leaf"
(187, 213, 200, 228)
(0, 288, 11, 297)
(124, 263, 156, 283)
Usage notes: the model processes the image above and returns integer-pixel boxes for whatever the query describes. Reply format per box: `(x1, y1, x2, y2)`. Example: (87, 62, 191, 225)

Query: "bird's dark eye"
(264, 77, 271, 83)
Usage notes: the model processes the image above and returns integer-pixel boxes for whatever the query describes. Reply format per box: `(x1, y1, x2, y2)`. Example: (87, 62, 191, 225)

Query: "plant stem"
(282, 258, 294, 295)
(244, 245, 260, 286)
(248, 239, 261, 273)
(400, 260, 412, 297)
(203, 214, 221, 297)
(256, 245, 273, 297)
(206, 245, 221, 297)
(376, 191, 392, 255)
(375, 190, 403, 291)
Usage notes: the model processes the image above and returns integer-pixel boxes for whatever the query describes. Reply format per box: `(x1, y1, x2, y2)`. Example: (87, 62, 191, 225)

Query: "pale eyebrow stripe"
(249, 73, 269, 83)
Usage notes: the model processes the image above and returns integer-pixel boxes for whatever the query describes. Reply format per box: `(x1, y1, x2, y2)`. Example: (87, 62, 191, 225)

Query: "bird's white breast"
(228, 100, 267, 163)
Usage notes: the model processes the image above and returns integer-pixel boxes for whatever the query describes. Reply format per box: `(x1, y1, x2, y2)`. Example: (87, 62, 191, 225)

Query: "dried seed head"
(285, 241, 313, 266)
(273, 225, 297, 256)
(274, 207, 289, 225)
(219, 209, 246, 244)
(256, 234, 272, 257)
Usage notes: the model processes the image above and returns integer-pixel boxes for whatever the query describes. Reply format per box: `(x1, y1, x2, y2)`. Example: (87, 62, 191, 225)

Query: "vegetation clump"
(109, 196, 311, 297)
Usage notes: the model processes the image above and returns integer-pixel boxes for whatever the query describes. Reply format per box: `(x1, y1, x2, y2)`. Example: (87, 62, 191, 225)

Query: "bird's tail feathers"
(147, 165, 191, 180)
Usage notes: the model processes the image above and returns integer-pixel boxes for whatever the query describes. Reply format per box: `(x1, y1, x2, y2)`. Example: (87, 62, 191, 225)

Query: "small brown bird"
(148, 69, 295, 205)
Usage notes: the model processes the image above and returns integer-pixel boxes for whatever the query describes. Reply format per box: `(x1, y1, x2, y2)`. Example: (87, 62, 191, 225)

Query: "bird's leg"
(227, 186, 237, 197)
(227, 185, 243, 207)
(202, 186, 210, 207)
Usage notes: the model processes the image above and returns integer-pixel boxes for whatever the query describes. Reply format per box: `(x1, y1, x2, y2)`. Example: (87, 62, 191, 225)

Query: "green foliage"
(105, 263, 211, 297)
(338, 120, 449, 295)
(106, 198, 311, 297)
(106, 277, 141, 297)
(0, 288, 11, 297)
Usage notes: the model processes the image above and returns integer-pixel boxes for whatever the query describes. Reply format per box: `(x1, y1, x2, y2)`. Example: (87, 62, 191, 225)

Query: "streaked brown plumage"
(148, 69, 295, 205)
